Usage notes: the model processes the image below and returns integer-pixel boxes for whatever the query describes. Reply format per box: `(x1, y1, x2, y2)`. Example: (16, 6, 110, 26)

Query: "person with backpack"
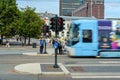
(39, 37, 45, 54)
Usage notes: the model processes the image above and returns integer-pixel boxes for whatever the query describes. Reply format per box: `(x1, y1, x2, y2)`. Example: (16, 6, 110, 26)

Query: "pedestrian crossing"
(71, 72, 120, 79)
(65, 63, 120, 79)
(71, 75, 120, 79)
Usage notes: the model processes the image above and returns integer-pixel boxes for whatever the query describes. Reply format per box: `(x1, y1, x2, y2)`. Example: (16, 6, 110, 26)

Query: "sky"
(16, 0, 120, 18)
(105, 0, 120, 18)
(16, 0, 59, 14)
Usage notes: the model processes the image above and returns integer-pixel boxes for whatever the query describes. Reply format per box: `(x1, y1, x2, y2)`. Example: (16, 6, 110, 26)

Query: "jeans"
(40, 46, 44, 54)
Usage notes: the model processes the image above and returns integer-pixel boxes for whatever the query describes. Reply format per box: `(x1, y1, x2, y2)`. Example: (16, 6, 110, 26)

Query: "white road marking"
(72, 76, 120, 78)
(71, 72, 120, 78)
(65, 64, 120, 66)
(99, 61, 120, 64)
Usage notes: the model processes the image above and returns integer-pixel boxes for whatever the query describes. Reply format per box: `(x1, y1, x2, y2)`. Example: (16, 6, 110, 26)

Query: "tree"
(19, 7, 44, 45)
(0, 0, 44, 45)
(0, 0, 20, 44)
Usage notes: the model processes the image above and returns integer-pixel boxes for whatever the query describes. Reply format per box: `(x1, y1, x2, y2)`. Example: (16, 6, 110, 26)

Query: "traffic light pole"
(44, 39, 47, 54)
(43, 25, 48, 54)
(53, 15, 59, 68)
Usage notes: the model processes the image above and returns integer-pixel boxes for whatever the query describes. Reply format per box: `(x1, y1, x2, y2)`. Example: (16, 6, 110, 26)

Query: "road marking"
(99, 61, 120, 64)
(71, 72, 120, 76)
(72, 76, 120, 78)
(71, 72, 120, 78)
(65, 64, 120, 66)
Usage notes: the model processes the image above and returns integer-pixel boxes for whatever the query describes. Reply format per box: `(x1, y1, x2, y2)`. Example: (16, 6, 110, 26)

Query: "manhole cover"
(68, 66, 85, 72)
(41, 64, 63, 72)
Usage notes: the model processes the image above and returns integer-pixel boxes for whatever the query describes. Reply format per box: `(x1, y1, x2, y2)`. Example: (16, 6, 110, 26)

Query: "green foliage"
(19, 6, 44, 38)
(0, 0, 44, 39)
(0, 0, 20, 37)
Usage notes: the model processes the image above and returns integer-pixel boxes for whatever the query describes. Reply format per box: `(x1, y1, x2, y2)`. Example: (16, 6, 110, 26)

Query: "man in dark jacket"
(39, 37, 45, 54)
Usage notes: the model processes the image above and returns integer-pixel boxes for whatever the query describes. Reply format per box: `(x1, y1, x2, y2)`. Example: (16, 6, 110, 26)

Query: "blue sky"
(16, 0, 59, 14)
(16, 0, 120, 18)
(105, 0, 120, 18)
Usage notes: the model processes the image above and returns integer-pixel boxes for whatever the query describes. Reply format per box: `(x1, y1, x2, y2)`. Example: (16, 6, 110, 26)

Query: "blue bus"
(65, 19, 120, 57)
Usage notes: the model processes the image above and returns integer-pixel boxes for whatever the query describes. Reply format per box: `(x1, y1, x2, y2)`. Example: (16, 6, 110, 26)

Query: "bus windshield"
(67, 24, 80, 46)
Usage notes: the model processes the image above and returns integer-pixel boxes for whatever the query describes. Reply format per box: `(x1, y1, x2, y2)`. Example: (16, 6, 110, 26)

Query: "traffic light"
(42, 25, 49, 36)
(50, 16, 65, 32)
(57, 17, 65, 31)
(50, 17, 56, 31)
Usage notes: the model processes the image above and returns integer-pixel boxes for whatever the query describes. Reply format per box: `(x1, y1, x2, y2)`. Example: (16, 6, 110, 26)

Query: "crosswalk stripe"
(65, 64, 120, 66)
(99, 61, 120, 64)
(72, 76, 120, 78)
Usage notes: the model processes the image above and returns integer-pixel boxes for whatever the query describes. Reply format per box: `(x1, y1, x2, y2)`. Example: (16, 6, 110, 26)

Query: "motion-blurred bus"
(65, 20, 120, 57)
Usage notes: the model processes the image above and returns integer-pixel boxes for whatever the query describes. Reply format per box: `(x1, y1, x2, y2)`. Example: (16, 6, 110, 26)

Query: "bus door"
(80, 21, 98, 56)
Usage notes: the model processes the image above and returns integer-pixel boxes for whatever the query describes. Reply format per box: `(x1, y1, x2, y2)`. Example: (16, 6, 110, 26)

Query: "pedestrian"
(58, 41, 63, 55)
(5, 38, 10, 47)
(39, 37, 45, 54)
(52, 38, 55, 47)
(46, 37, 50, 46)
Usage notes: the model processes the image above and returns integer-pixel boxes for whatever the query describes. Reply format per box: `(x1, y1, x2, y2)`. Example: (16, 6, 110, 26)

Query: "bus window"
(70, 24, 80, 45)
(66, 23, 80, 46)
(82, 30, 92, 43)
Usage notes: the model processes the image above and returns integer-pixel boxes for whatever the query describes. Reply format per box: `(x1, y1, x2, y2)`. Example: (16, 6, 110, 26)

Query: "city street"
(1, 0, 120, 80)
(0, 39, 120, 80)
(0, 46, 120, 80)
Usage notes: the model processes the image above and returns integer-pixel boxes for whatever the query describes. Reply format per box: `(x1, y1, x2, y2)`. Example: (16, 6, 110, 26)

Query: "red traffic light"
(57, 17, 65, 31)
(58, 18, 62, 26)
(50, 17, 56, 25)
(58, 17, 65, 27)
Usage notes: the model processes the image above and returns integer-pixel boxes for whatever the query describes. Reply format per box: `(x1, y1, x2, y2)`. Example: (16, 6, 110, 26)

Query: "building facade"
(72, 0, 104, 19)
(59, 0, 84, 16)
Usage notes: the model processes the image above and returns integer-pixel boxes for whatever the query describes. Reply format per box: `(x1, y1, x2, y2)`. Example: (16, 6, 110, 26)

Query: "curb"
(14, 63, 70, 75)
(0, 46, 39, 50)
(14, 63, 41, 74)
(22, 52, 67, 56)
(59, 63, 70, 75)
(22, 52, 54, 56)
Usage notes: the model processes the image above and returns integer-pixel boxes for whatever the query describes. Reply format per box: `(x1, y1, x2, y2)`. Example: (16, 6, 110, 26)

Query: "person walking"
(5, 38, 10, 47)
(39, 37, 45, 54)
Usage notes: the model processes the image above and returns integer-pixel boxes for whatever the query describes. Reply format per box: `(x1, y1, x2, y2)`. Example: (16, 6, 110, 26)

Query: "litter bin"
(32, 43, 36, 48)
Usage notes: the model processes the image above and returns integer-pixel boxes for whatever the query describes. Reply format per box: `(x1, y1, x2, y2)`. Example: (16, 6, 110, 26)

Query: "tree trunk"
(24, 36, 27, 45)
(0, 35, 3, 45)
(28, 35, 31, 45)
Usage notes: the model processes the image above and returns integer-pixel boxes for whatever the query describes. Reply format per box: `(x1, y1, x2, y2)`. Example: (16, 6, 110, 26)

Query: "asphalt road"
(0, 53, 120, 80)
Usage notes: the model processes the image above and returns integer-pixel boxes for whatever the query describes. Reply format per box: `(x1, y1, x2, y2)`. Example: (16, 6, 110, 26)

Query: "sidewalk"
(0, 45, 55, 55)
(0, 45, 36, 49)
(14, 63, 70, 75)
(22, 46, 55, 56)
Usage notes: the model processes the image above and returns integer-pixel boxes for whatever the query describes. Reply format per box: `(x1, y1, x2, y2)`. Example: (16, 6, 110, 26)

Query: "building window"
(95, 1, 103, 4)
